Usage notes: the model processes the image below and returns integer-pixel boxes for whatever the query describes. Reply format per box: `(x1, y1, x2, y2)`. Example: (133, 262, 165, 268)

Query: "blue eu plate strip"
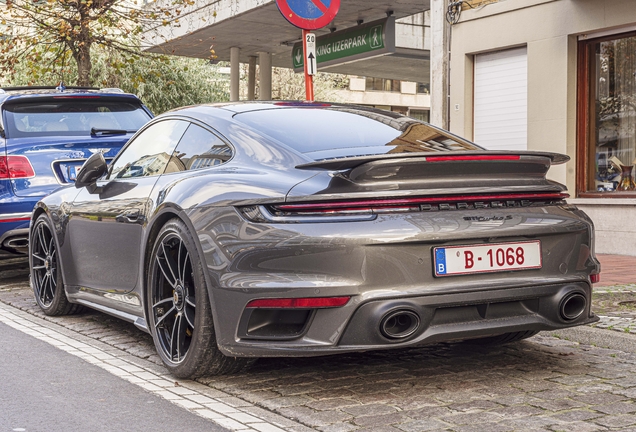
(435, 248, 447, 275)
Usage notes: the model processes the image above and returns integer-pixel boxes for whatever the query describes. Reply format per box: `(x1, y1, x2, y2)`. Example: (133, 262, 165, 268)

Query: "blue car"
(0, 85, 153, 256)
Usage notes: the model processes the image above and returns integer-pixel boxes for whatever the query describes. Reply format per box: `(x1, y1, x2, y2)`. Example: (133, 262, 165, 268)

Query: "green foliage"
(92, 50, 230, 114)
(240, 65, 349, 102)
(7, 47, 230, 114)
(270, 67, 349, 102)
(0, 0, 197, 86)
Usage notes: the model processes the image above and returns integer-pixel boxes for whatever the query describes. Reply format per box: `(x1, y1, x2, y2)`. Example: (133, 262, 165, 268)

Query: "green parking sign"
(292, 17, 395, 71)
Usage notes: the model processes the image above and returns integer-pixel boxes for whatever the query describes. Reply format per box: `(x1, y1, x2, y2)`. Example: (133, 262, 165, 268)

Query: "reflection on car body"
(30, 102, 600, 378)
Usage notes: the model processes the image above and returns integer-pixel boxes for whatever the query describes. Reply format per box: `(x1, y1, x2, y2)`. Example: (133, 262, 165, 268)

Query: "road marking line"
(0, 303, 290, 432)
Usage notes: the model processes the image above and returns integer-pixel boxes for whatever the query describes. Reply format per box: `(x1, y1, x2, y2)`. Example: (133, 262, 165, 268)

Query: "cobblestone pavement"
(590, 284, 636, 336)
(4, 259, 636, 431)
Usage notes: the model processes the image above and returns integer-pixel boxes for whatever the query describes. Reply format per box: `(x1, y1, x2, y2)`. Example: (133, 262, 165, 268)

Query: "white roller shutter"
(474, 47, 528, 151)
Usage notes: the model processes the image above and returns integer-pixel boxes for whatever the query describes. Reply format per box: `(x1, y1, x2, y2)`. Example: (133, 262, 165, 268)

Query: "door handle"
(116, 209, 141, 224)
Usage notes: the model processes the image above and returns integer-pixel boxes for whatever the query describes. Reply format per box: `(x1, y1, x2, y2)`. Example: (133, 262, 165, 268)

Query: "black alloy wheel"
(30, 214, 81, 316)
(151, 227, 196, 364)
(148, 219, 252, 378)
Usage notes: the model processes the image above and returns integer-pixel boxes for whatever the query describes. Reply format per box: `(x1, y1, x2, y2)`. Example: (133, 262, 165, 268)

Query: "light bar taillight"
(239, 192, 570, 224)
(246, 296, 351, 309)
(276, 192, 569, 213)
(0, 156, 36, 179)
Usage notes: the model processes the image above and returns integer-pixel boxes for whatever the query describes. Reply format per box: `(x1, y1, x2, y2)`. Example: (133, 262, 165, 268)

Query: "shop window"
(578, 31, 636, 196)
(365, 77, 401, 92)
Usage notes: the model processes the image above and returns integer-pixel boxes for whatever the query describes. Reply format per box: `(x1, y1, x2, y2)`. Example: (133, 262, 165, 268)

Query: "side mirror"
(75, 152, 107, 194)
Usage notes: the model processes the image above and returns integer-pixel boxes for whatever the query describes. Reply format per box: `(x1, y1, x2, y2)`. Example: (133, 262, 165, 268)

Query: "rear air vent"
(238, 192, 569, 223)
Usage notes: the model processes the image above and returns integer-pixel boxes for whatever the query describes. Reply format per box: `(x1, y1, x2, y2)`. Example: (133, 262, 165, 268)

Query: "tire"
(30, 214, 83, 316)
(147, 218, 252, 378)
(468, 330, 539, 345)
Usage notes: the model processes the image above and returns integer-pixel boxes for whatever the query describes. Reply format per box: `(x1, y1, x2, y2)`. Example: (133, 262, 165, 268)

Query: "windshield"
(234, 107, 482, 159)
(3, 98, 151, 138)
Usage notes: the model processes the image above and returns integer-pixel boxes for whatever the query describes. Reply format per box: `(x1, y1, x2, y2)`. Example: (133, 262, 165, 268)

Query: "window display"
(578, 31, 636, 195)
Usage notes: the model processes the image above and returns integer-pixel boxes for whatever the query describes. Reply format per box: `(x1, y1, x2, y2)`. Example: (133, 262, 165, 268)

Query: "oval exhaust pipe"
(5, 237, 28, 249)
(380, 310, 420, 340)
(559, 292, 587, 321)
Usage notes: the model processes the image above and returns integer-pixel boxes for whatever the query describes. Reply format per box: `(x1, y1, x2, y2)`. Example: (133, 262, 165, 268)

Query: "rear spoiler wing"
(296, 151, 570, 171)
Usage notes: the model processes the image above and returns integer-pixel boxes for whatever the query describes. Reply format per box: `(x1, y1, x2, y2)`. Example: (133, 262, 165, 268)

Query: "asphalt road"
(0, 320, 227, 432)
(4, 257, 636, 431)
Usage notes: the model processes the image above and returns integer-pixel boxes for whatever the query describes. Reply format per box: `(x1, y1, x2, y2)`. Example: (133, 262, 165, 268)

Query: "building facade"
(448, 0, 636, 255)
(335, 76, 430, 121)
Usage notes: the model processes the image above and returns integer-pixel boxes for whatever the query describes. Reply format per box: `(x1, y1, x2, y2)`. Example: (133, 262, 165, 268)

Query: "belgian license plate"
(67, 165, 78, 181)
(434, 241, 542, 277)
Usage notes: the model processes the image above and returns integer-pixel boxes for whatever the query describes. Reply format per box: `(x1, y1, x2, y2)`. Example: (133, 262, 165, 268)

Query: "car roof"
(0, 86, 142, 104)
(164, 101, 409, 122)
(201, 101, 406, 116)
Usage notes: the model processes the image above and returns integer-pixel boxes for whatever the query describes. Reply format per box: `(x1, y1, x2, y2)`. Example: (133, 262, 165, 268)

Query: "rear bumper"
(215, 281, 596, 357)
(194, 203, 599, 357)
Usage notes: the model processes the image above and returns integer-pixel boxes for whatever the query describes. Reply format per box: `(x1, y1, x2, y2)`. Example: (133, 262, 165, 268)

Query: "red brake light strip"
(425, 155, 521, 162)
(246, 296, 351, 309)
(53, 95, 101, 99)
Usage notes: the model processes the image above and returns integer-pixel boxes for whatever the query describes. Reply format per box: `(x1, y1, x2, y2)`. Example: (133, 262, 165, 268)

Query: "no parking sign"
(275, 0, 341, 101)
(276, 0, 341, 30)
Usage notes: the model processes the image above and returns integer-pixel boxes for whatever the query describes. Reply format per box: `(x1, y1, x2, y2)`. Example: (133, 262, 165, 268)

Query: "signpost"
(305, 32, 317, 75)
(292, 18, 396, 72)
(275, 0, 341, 101)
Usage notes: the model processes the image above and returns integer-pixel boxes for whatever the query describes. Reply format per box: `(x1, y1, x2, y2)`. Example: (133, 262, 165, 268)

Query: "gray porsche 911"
(29, 102, 600, 378)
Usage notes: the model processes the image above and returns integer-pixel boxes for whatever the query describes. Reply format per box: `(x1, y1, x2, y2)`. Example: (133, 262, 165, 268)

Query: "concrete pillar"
(258, 51, 272, 101)
(247, 56, 257, 101)
(230, 47, 240, 102)
(430, 0, 449, 129)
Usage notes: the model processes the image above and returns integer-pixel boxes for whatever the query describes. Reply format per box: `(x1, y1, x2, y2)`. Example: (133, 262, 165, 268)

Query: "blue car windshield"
(3, 98, 151, 138)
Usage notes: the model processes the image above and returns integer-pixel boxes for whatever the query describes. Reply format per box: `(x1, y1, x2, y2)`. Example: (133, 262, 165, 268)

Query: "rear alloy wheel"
(148, 219, 251, 378)
(30, 214, 82, 316)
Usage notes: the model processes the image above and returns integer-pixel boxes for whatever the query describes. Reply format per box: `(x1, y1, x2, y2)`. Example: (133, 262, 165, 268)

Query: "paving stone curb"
(7, 274, 636, 430)
(0, 302, 302, 432)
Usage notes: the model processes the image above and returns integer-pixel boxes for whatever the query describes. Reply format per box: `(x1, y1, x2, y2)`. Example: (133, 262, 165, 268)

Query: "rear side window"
(164, 123, 232, 174)
(3, 98, 151, 138)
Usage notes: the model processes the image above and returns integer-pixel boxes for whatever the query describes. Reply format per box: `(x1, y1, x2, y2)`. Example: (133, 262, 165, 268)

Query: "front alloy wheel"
(30, 214, 81, 316)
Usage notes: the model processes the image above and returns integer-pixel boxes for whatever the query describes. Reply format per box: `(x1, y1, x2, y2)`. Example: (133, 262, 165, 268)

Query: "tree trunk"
(76, 43, 92, 87)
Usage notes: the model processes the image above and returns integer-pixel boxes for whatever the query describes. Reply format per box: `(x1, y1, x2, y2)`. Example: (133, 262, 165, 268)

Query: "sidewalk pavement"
(596, 253, 636, 287)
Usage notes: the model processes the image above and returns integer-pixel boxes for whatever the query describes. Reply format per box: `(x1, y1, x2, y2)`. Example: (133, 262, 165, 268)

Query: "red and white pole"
(302, 28, 315, 102)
